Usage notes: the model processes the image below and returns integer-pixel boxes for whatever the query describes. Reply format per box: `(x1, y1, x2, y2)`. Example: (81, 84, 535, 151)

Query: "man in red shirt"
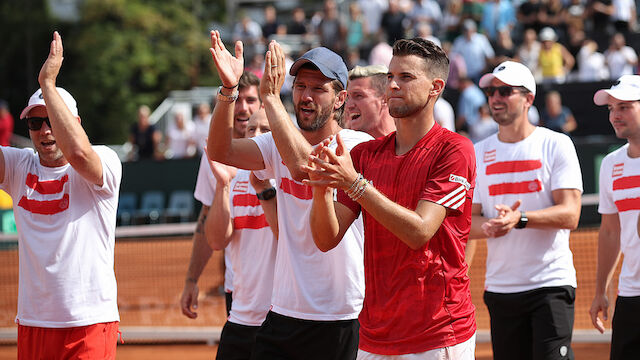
(304, 37, 477, 359)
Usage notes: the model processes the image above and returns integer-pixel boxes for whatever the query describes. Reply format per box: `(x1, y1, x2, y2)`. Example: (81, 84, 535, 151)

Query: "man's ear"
(430, 78, 445, 98)
(335, 89, 347, 110)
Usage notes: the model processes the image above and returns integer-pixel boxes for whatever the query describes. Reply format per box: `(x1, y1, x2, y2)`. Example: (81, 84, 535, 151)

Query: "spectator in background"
(469, 103, 498, 143)
(0, 100, 14, 146)
(481, 0, 516, 43)
(456, 76, 487, 134)
(611, 0, 637, 33)
(129, 105, 162, 161)
(538, 27, 575, 84)
(493, 28, 517, 65)
(589, 0, 615, 35)
(358, 0, 388, 38)
(193, 103, 211, 155)
(345, 65, 396, 138)
(317, 0, 347, 56)
(346, 48, 368, 70)
(262, 5, 284, 42)
(416, 22, 441, 47)
(233, 15, 263, 63)
(442, 41, 467, 92)
(605, 32, 638, 79)
(369, 33, 394, 67)
(442, 0, 463, 42)
(517, 0, 544, 33)
(541, 91, 578, 134)
(165, 112, 196, 159)
(287, 7, 309, 35)
(566, 0, 587, 32)
(407, 0, 443, 36)
(381, 0, 408, 46)
(452, 19, 495, 83)
(578, 39, 610, 81)
(539, 0, 568, 39)
(346, 2, 368, 51)
(515, 28, 541, 80)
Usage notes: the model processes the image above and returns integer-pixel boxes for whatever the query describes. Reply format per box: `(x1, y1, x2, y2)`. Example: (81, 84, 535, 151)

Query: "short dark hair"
(238, 72, 260, 91)
(392, 38, 449, 82)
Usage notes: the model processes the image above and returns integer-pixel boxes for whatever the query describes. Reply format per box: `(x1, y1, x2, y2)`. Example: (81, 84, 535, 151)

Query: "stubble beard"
(296, 102, 333, 132)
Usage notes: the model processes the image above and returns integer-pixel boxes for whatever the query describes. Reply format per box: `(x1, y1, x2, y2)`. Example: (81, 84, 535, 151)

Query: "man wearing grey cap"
(345, 65, 396, 138)
(5, 32, 121, 359)
(590, 75, 640, 359)
(470, 61, 582, 359)
(206, 30, 372, 359)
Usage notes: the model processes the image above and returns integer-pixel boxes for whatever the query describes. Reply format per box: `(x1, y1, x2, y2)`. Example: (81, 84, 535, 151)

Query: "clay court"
(0, 228, 615, 359)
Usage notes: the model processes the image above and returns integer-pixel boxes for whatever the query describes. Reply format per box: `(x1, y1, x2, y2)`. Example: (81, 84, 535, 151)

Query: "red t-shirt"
(338, 123, 477, 355)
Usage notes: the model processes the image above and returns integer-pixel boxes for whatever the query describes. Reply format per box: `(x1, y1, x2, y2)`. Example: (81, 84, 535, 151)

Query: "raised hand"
(38, 31, 64, 88)
(209, 30, 244, 88)
(260, 40, 286, 99)
(302, 134, 358, 190)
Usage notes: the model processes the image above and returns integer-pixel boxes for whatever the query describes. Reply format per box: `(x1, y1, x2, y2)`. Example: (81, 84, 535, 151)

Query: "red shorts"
(18, 321, 119, 360)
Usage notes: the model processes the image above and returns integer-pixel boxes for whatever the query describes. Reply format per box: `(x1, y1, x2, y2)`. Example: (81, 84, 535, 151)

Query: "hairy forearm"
(310, 189, 342, 252)
(358, 185, 443, 250)
(262, 94, 312, 181)
(206, 186, 234, 250)
(525, 203, 580, 230)
(185, 206, 213, 282)
(207, 98, 236, 163)
(595, 217, 621, 295)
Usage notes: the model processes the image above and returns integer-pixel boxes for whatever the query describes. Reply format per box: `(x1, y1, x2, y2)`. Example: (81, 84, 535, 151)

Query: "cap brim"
(479, 74, 495, 88)
(290, 58, 338, 85)
(20, 104, 45, 119)
(594, 88, 640, 105)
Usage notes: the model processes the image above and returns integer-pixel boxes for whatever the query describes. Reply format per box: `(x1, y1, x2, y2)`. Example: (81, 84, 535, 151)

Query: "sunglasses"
(483, 86, 529, 97)
(26, 117, 51, 131)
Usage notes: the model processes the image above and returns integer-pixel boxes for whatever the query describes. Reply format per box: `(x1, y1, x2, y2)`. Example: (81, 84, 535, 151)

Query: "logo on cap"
(497, 65, 506, 72)
(38, 93, 44, 99)
(614, 80, 621, 86)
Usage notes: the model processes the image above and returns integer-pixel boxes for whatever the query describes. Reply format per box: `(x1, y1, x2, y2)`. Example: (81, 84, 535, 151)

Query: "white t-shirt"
(1, 146, 121, 328)
(605, 46, 638, 80)
(473, 127, 582, 293)
(434, 98, 455, 132)
(252, 129, 373, 320)
(166, 120, 195, 159)
(598, 144, 640, 297)
(194, 153, 234, 292)
(226, 170, 277, 326)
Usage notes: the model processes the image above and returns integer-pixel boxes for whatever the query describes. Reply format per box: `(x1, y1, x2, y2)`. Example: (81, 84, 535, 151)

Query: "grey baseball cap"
(289, 47, 348, 89)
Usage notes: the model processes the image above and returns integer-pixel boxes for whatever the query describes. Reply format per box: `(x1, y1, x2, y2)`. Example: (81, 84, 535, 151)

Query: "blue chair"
(117, 193, 137, 226)
(164, 190, 194, 223)
(135, 191, 166, 224)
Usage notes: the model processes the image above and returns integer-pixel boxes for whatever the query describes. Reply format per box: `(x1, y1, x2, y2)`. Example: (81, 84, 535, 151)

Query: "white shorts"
(357, 333, 476, 360)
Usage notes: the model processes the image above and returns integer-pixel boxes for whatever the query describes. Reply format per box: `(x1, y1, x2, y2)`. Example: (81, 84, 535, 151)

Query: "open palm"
(209, 30, 244, 88)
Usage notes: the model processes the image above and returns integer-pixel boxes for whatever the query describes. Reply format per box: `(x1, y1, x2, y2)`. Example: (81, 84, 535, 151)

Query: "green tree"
(64, 0, 219, 144)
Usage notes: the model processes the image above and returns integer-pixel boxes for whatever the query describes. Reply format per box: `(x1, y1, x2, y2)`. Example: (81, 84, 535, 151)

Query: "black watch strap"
(256, 187, 276, 201)
(515, 211, 528, 229)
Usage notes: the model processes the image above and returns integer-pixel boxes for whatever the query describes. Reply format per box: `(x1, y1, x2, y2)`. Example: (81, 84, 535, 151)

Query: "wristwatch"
(217, 87, 238, 102)
(256, 187, 277, 201)
(515, 211, 528, 229)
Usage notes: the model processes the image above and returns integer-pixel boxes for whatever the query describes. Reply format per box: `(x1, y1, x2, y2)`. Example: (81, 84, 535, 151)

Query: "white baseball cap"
(479, 61, 537, 96)
(593, 75, 640, 105)
(20, 87, 78, 119)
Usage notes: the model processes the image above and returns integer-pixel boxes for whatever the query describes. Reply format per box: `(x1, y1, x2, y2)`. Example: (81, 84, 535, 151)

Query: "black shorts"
(250, 311, 359, 360)
(611, 295, 640, 360)
(216, 321, 260, 360)
(484, 286, 575, 360)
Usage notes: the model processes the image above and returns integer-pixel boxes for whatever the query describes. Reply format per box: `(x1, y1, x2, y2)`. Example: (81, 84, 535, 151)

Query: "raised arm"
(207, 30, 264, 170)
(589, 213, 622, 333)
(39, 32, 103, 185)
(260, 41, 314, 181)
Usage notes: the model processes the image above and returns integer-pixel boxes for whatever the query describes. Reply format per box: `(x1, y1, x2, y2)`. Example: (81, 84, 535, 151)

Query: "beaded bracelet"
(349, 179, 369, 201)
(346, 174, 363, 195)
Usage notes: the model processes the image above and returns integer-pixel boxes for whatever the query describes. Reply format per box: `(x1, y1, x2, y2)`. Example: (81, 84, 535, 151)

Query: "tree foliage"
(2, 0, 225, 144)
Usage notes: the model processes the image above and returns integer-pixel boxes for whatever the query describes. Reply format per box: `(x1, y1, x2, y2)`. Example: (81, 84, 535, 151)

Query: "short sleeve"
(92, 146, 122, 196)
(250, 132, 276, 181)
(598, 154, 617, 214)
(421, 138, 476, 213)
(549, 134, 583, 193)
(194, 153, 217, 206)
(0, 147, 32, 193)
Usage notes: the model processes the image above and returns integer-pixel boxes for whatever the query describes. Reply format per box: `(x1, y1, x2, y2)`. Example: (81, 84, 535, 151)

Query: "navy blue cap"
(289, 47, 348, 89)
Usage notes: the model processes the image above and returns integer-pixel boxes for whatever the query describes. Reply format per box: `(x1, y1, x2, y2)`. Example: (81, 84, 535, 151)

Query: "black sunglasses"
(26, 117, 51, 131)
(483, 86, 529, 97)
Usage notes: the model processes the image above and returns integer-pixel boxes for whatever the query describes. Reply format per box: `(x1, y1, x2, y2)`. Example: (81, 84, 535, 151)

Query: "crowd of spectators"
(127, 0, 640, 160)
